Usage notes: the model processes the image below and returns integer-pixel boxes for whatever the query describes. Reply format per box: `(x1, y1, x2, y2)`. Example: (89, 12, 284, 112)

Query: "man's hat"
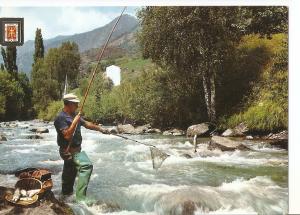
(63, 93, 80, 103)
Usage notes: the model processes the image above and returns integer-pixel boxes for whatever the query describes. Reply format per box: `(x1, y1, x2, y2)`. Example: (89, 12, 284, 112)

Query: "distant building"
(105, 65, 121, 86)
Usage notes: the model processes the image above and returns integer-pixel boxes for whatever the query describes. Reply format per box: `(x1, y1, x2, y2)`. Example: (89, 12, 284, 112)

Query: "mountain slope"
(9, 14, 139, 75)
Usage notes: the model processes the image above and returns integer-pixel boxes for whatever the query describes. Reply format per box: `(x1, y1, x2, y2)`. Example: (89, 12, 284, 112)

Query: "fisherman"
(54, 93, 110, 201)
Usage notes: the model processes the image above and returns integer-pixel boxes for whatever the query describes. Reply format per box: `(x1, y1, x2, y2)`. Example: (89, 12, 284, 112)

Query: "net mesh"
(150, 146, 170, 170)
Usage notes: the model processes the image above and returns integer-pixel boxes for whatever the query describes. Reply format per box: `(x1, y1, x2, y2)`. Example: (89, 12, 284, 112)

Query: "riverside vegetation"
(0, 6, 288, 134)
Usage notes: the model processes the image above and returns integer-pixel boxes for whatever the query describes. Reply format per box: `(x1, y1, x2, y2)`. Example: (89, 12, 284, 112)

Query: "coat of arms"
(0, 18, 24, 46)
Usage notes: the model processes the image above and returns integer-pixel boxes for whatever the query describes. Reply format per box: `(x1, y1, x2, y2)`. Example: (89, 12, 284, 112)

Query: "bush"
(221, 34, 288, 132)
(39, 100, 63, 121)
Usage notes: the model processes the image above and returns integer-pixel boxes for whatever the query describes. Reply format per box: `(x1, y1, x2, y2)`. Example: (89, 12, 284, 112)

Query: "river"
(0, 121, 288, 215)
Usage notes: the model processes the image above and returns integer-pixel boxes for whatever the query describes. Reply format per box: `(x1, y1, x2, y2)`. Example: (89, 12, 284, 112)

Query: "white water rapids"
(0, 121, 288, 214)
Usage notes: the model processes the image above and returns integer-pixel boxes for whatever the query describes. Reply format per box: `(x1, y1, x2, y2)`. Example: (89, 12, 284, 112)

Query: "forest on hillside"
(0, 6, 288, 133)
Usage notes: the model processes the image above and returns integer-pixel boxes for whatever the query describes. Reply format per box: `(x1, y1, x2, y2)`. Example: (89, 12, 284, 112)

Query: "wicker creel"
(5, 178, 43, 206)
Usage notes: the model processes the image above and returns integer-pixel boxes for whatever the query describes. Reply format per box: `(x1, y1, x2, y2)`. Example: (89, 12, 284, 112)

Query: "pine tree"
(1, 46, 18, 79)
(33, 28, 44, 64)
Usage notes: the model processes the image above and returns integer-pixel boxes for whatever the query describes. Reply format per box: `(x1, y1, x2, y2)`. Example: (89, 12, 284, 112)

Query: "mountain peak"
(14, 14, 139, 74)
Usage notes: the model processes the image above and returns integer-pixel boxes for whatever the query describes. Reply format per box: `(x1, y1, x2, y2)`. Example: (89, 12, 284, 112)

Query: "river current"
(0, 121, 288, 214)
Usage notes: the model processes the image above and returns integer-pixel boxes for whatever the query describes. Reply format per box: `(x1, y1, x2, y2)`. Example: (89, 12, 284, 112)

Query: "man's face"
(68, 102, 79, 114)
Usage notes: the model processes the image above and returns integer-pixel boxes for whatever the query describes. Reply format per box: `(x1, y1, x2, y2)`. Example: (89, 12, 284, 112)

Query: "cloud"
(0, 7, 139, 42)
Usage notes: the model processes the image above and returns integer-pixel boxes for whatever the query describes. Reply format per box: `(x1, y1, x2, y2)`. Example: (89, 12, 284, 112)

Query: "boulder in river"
(117, 124, 135, 134)
(0, 134, 7, 141)
(162, 128, 185, 136)
(27, 134, 43, 140)
(208, 136, 250, 151)
(187, 123, 212, 137)
(134, 124, 151, 134)
(222, 123, 249, 137)
(264, 130, 288, 150)
(145, 128, 161, 134)
(30, 128, 49, 133)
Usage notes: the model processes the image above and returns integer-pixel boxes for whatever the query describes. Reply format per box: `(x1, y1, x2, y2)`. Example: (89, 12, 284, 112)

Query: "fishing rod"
(66, 7, 127, 153)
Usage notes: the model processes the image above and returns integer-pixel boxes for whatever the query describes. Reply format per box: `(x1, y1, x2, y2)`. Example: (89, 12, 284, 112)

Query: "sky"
(0, 7, 139, 42)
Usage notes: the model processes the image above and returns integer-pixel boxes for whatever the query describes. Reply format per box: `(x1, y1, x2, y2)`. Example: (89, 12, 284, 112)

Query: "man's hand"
(72, 112, 81, 126)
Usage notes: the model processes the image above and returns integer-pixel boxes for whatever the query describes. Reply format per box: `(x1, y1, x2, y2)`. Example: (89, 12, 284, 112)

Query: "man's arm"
(61, 113, 81, 141)
(83, 120, 110, 134)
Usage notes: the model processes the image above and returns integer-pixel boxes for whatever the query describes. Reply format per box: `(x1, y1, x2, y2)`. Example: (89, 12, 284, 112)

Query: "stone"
(0, 134, 7, 141)
(222, 129, 235, 137)
(246, 135, 254, 140)
(208, 136, 250, 151)
(181, 154, 193, 159)
(134, 124, 151, 134)
(265, 130, 288, 140)
(108, 126, 118, 134)
(27, 135, 43, 140)
(187, 123, 211, 137)
(117, 124, 135, 134)
(162, 128, 184, 136)
(145, 128, 161, 134)
(234, 122, 249, 134)
(30, 128, 49, 133)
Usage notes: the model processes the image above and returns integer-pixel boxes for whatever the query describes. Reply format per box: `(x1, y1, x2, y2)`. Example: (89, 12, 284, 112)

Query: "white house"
(105, 65, 121, 86)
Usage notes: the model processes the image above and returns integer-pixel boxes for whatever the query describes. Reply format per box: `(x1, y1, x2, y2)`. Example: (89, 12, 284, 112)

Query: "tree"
(138, 7, 244, 122)
(245, 6, 288, 38)
(33, 28, 44, 64)
(1, 46, 18, 78)
(44, 42, 81, 96)
(31, 58, 60, 113)
(0, 70, 25, 120)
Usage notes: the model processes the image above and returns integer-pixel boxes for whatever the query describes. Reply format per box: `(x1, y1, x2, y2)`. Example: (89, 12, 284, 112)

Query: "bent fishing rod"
(66, 7, 126, 153)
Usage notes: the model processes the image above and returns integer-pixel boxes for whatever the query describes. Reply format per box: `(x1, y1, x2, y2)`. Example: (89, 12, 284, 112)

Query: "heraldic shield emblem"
(0, 18, 24, 46)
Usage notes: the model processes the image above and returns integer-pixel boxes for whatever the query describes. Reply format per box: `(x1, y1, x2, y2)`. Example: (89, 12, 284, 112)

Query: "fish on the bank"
(12, 188, 21, 202)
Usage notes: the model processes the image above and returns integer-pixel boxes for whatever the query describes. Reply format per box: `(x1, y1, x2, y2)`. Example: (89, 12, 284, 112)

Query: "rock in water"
(163, 128, 185, 136)
(208, 136, 250, 151)
(0, 134, 7, 141)
(117, 124, 135, 134)
(145, 128, 161, 134)
(263, 130, 288, 150)
(134, 124, 151, 134)
(222, 123, 249, 137)
(30, 128, 49, 133)
(27, 135, 43, 140)
(187, 123, 212, 137)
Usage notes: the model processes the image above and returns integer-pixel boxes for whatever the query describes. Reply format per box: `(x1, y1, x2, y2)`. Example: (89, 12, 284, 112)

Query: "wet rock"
(163, 128, 185, 136)
(134, 124, 151, 134)
(30, 128, 49, 133)
(208, 136, 250, 151)
(27, 135, 43, 140)
(88, 200, 120, 213)
(222, 123, 248, 137)
(117, 124, 135, 134)
(0, 188, 74, 215)
(181, 154, 193, 159)
(108, 126, 118, 134)
(234, 122, 249, 134)
(265, 130, 288, 140)
(0, 134, 7, 141)
(246, 135, 254, 140)
(187, 123, 212, 137)
(145, 128, 161, 134)
(263, 130, 288, 150)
